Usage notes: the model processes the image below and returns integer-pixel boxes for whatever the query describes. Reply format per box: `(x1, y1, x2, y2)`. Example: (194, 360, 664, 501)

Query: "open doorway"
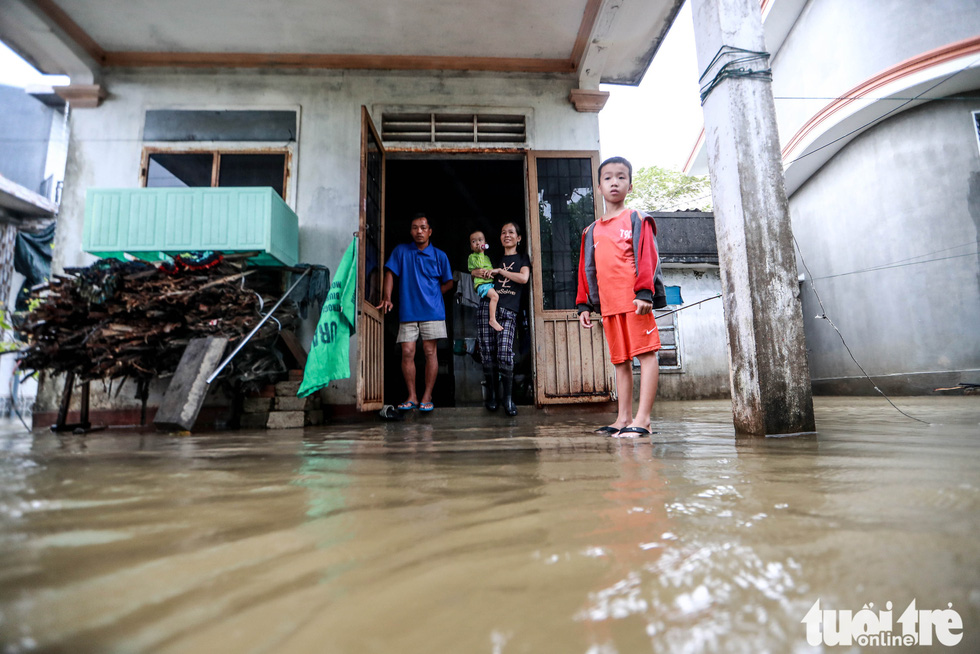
(383, 157, 530, 408)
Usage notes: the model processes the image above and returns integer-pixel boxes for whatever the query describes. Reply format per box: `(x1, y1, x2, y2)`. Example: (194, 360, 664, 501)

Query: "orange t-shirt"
(592, 208, 637, 316)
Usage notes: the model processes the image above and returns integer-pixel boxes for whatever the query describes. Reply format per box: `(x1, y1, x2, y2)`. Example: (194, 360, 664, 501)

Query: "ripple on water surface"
(0, 399, 978, 652)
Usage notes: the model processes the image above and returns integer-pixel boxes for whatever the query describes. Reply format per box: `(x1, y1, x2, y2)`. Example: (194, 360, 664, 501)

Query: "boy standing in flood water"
(576, 156, 666, 436)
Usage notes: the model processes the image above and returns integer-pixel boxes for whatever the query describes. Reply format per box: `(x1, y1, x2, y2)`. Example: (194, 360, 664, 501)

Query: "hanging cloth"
(298, 239, 357, 397)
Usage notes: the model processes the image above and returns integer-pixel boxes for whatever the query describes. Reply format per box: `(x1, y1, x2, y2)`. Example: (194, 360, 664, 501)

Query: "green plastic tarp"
(298, 239, 357, 397)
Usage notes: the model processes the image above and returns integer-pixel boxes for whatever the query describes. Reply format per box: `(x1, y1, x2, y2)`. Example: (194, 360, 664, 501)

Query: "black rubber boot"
(483, 368, 499, 412)
(501, 371, 518, 416)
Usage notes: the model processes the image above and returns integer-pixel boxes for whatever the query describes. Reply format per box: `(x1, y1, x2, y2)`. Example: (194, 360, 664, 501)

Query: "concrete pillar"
(690, 0, 815, 435)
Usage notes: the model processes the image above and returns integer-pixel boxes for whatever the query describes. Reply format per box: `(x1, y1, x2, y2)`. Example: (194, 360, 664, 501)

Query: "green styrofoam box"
(83, 187, 299, 266)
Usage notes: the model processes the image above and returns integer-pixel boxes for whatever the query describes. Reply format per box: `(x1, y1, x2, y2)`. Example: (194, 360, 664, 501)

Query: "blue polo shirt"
(385, 242, 453, 322)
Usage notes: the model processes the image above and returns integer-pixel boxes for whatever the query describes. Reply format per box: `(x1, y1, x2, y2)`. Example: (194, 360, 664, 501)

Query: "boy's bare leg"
(488, 289, 503, 332)
(610, 360, 634, 430)
(400, 341, 418, 405)
(626, 351, 659, 431)
(420, 339, 439, 405)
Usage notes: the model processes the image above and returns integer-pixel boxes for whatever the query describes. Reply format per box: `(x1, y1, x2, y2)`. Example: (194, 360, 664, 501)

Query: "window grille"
(655, 310, 682, 371)
(632, 287, 684, 372)
(381, 112, 526, 144)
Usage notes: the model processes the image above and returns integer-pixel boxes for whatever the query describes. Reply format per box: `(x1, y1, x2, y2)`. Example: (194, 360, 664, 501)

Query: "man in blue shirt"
(377, 214, 453, 412)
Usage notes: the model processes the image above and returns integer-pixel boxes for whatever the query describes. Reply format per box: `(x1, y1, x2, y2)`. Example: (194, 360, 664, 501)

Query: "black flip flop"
(616, 426, 653, 436)
(593, 425, 621, 434)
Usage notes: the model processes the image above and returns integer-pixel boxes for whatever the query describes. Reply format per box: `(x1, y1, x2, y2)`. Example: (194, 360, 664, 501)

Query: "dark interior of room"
(382, 158, 532, 408)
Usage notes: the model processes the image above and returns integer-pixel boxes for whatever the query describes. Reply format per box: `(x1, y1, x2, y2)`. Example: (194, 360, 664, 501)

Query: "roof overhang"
(0, 0, 684, 104)
(683, 4, 980, 197)
(0, 175, 58, 218)
(779, 36, 980, 195)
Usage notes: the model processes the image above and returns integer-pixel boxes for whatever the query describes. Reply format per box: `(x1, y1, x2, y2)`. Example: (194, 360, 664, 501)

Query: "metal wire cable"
(793, 236, 931, 425)
(812, 249, 979, 281)
(699, 45, 772, 105)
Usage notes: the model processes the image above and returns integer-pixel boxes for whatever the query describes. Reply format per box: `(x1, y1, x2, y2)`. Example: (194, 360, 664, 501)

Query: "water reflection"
(0, 398, 977, 652)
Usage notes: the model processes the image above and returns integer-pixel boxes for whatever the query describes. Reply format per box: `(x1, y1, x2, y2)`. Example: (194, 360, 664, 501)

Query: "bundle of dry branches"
(18, 257, 296, 387)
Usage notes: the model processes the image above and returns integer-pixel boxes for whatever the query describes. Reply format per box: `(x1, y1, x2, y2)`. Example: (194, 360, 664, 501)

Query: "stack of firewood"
(17, 256, 296, 387)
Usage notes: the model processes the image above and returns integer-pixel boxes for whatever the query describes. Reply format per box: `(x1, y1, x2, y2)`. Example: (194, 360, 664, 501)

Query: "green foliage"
(0, 309, 21, 353)
(626, 166, 712, 212)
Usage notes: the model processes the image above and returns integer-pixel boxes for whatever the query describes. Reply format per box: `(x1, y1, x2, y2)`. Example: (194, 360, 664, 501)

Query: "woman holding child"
(471, 222, 530, 417)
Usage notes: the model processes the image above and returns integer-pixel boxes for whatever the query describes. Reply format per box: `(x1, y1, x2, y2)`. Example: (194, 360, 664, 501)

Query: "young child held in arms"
(576, 156, 667, 437)
(468, 230, 503, 332)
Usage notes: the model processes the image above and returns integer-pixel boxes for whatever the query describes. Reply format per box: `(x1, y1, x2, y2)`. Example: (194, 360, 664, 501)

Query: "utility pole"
(690, 0, 815, 435)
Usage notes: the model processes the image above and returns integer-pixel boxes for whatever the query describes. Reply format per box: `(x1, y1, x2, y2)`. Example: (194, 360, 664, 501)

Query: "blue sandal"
(419, 402, 434, 412)
(397, 401, 418, 411)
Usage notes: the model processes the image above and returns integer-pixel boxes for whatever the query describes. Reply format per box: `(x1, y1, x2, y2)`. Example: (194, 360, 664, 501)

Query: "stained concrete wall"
(656, 267, 729, 400)
(40, 69, 599, 417)
(769, 0, 980, 146)
(791, 97, 980, 394)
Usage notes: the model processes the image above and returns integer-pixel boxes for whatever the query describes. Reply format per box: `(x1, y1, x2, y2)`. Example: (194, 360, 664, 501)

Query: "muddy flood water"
(0, 397, 978, 653)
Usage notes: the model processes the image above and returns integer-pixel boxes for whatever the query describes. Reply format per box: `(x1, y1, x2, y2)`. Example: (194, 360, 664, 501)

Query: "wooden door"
(356, 107, 385, 411)
(527, 151, 615, 405)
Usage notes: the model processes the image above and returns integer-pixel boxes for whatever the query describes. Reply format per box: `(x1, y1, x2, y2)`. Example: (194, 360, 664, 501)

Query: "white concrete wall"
(791, 98, 980, 393)
(763, 0, 980, 394)
(656, 267, 729, 400)
(43, 69, 598, 415)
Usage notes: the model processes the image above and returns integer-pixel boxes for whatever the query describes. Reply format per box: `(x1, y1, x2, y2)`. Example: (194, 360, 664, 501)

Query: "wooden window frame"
(139, 144, 296, 204)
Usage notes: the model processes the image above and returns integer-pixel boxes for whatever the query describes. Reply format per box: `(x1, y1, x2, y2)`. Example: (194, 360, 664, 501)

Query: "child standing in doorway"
(576, 156, 667, 436)
(468, 230, 503, 332)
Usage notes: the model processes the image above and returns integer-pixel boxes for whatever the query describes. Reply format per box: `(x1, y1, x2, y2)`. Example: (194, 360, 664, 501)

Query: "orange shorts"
(602, 311, 661, 365)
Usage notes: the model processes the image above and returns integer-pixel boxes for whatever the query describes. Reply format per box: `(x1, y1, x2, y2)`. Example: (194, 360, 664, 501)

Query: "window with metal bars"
(632, 288, 683, 372)
(381, 112, 526, 144)
(655, 310, 682, 371)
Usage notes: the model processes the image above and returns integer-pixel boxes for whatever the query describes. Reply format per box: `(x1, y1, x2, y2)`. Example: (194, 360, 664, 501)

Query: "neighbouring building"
(685, 0, 980, 395)
(0, 83, 67, 420)
(654, 211, 729, 400)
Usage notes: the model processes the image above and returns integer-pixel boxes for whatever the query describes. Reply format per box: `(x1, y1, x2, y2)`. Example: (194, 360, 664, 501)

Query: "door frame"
(356, 143, 610, 410)
(356, 106, 386, 411)
(526, 150, 615, 405)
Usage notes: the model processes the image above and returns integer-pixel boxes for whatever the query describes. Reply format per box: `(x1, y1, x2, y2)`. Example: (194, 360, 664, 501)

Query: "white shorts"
(396, 320, 448, 343)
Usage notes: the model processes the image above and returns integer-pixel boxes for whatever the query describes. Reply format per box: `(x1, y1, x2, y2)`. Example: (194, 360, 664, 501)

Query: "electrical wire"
(793, 236, 931, 425)
(825, 240, 978, 271)
(655, 293, 722, 319)
(699, 45, 773, 105)
(812, 249, 979, 281)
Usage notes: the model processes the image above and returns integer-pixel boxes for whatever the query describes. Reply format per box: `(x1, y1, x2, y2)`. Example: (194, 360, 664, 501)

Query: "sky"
(0, 41, 69, 88)
(598, 2, 704, 172)
(1, 7, 703, 172)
